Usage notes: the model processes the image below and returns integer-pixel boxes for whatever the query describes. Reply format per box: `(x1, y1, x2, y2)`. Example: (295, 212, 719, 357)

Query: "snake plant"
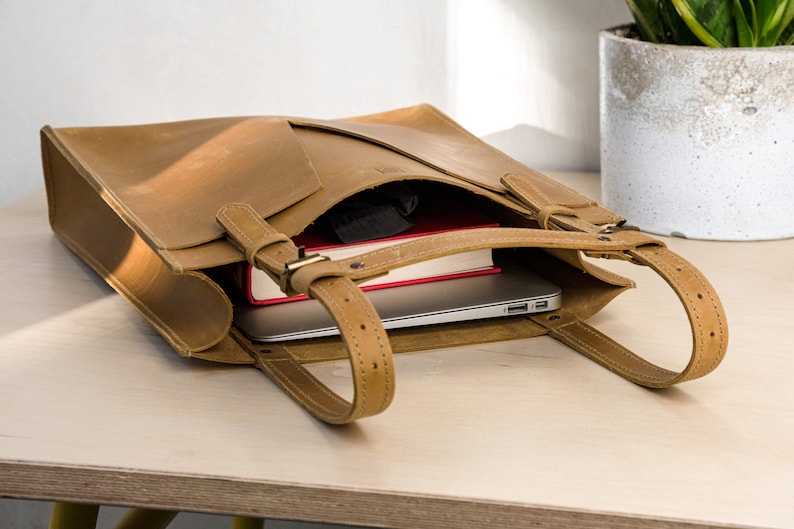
(625, 0, 794, 46)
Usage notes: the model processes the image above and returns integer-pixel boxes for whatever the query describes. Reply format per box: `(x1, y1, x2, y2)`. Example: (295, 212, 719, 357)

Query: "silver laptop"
(234, 260, 561, 342)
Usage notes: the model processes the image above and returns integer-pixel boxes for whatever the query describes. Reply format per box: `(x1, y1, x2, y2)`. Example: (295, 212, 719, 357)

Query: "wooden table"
(1, 173, 792, 529)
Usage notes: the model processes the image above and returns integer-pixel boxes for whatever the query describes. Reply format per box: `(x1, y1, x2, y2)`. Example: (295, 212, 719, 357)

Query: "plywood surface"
(1, 174, 792, 528)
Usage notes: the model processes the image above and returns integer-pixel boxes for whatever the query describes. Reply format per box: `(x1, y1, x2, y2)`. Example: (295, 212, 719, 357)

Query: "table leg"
(49, 503, 100, 529)
(111, 508, 179, 529)
(232, 517, 266, 529)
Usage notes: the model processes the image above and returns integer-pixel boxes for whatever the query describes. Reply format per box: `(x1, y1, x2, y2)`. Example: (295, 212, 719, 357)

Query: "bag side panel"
(42, 127, 233, 356)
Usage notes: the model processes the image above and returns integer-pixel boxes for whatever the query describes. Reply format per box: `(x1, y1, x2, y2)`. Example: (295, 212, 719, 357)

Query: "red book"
(238, 198, 500, 305)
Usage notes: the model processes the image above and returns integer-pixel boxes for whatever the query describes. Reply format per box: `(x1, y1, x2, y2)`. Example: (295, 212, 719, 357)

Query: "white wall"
(450, 0, 632, 169)
(0, 0, 630, 207)
(1, 0, 632, 527)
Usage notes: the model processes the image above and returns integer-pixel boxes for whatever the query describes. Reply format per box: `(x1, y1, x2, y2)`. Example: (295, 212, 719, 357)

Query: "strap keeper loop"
(536, 204, 577, 230)
(244, 232, 291, 265)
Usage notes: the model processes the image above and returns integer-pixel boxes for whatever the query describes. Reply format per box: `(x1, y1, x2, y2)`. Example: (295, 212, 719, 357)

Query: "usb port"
(506, 303, 529, 314)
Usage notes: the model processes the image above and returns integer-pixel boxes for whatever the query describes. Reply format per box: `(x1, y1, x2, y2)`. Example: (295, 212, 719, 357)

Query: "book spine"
(245, 247, 495, 303)
(249, 267, 501, 306)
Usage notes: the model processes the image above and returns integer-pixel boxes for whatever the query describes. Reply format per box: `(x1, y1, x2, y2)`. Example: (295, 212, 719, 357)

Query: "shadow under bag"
(40, 104, 728, 424)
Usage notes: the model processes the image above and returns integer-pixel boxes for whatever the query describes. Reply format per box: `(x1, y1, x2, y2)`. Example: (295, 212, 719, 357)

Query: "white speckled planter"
(599, 25, 794, 240)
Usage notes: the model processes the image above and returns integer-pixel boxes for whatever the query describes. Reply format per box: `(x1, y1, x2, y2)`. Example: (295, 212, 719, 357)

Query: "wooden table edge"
(0, 461, 757, 529)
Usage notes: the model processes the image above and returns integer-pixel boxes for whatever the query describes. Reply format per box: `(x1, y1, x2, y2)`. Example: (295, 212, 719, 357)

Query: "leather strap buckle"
(600, 220, 640, 234)
(281, 246, 330, 293)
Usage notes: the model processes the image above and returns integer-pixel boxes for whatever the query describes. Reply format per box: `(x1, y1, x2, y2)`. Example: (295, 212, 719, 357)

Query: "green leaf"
(781, 18, 794, 44)
(625, 0, 668, 42)
(757, 0, 791, 45)
(626, 0, 792, 46)
(671, 0, 737, 46)
(776, 0, 794, 44)
(660, 0, 704, 43)
(733, 0, 758, 46)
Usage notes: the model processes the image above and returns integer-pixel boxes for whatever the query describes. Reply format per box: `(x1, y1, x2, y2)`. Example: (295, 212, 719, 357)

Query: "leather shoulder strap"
(217, 197, 727, 423)
(529, 243, 727, 388)
(217, 203, 393, 424)
(503, 173, 727, 387)
(285, 226, 727, 389)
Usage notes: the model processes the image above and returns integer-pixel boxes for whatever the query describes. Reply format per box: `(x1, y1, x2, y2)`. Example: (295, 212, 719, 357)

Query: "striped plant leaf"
(672, 0, 737, 46)
(625, 0, 794, 46)
(625, 0, 668, 41)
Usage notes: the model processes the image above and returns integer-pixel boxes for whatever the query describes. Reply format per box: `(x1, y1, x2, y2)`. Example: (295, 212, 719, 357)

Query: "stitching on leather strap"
(641, 249, 705, 378)
(312, 280, 370, 414)
(551, 318, 675, 382)
(219, 204, 394, 422)
(537, 243, 728, 387)
(217, 204, 292, 271)
(245, 233, 291, 266)
(239, 276, 395, 424)
(536, 205, 577, 230)
(630, 246, 728, 380)
(230, 330, 352, 420)
(264, 358, 350, 414)
(312, 278, 394, 418)
(291, 228, 658, 288)
(217, 205, 256, 245)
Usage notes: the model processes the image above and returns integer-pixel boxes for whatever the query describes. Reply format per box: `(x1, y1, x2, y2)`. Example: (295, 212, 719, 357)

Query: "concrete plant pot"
(599, 24, 794, 240)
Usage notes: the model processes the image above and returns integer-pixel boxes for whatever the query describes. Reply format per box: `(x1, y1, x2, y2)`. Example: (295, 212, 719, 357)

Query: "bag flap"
(293, 104, 601, 209)
(44, 105, 620, 274)
(260, 125, 534, 240)
(45, 117, 322, 251)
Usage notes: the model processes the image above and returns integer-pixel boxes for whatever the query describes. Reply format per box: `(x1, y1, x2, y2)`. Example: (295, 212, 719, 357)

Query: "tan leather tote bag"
(41, 104, 727, 424)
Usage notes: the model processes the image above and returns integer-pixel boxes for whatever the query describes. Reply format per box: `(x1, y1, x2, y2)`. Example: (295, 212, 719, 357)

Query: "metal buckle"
(281, 246, 330, 293)
(599, 220, 640, 234)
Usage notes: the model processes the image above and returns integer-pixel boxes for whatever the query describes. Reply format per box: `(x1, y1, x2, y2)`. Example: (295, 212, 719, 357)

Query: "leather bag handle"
(501, 172, 728, 387)
(284, 225, 727, 388)
(217, 203, 394, 424)
(217, 198, 727, 424)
